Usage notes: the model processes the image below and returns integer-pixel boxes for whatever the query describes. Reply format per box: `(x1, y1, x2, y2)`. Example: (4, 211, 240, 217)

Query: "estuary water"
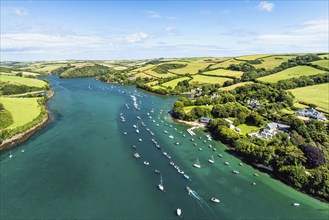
(1, 77, 328, 219)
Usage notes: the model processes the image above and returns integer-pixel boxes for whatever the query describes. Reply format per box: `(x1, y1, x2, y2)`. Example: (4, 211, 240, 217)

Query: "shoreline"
(0, 90, 54, 151)
(171, 117, 329, 203)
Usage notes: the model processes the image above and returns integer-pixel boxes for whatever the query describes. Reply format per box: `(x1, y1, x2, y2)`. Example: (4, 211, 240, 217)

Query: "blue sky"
(1, 0, 328, 61)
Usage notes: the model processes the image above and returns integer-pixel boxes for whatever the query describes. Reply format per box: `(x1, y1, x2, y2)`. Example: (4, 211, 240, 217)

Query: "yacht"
(134, 153, 140, 158)
(144, 161, 150, 166)
(158, 184, 164, 191)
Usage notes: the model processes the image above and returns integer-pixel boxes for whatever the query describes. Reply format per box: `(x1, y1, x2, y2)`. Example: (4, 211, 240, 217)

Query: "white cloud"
(124, 32, 149, 43)
(144, 10, 177, 20)
(1, 33, 106, 53)
(251, 18, 328, 50)
(165, 26, 176, 33)
(257, 1, 274, 12)
(8, 7, 28, 16)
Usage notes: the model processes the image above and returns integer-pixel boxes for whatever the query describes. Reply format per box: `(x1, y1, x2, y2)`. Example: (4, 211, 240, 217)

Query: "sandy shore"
(172, 118, 206, 129)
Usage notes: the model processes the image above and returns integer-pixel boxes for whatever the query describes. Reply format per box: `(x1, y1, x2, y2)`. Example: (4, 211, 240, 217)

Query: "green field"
(0, 97, 42, 130)
(161, 77, 191, 88)
(202, 69, 244, 78)
(288, 83, 329, 113)
(319, 54, 329, 59)
(237, 123, 260, 134)
(236, 54, 270, 61)
(257, 66, 328, 83)
(183, 105, 213, 113)
(253, 55, 297, 70)
(143, 69, 176, 78)
(190, 75, 232, 85)
(0, 75, 47, 88)
(131, 64, 156, 72)
(220, 82, 254, 91)
(170, 61, 210, 74)
(311, 60, 329, 69)
(210, 59, 245, 69)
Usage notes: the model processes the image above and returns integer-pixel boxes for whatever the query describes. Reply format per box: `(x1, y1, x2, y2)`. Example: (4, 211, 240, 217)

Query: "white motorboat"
(224, 162, 230, 165)
(9, 150, 13, 158)
(134, 153, 140, 158)
(144, 161, 150, 166)
(139, 138, 142, 142)
(218, 154, 223, 157)
(193, 158, 201, 168)
(199, 148, 202, 151)
(168, 135, 174, 139)
(170, 161, 175, 166)
(158, 184, 164, 191)
(133, 125, 137, 128)
(293, 203, 300, 206)
(124, 132, 127, 135)
(208, 155, 215, 164)
(239, 162, 243, 166)
(186, 186, 193, 193)
(136, 129, 139, 133)
(183, 174, 191, 181)
(232, 170, 239, 174)
(210, 197, 220, 203)
(176, 208, 182, 217)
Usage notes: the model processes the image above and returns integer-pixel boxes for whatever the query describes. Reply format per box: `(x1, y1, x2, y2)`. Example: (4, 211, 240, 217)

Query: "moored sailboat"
(193, 158, 201, 168)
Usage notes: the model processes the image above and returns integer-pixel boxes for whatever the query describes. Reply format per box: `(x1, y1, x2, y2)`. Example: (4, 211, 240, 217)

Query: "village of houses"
(198, 99, 327, 141)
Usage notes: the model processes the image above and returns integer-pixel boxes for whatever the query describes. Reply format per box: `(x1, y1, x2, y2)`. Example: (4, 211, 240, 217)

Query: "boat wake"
(188, 189, 215, 217)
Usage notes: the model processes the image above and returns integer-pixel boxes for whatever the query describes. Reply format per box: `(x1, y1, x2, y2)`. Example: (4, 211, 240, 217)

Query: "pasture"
(288, 83, 329, 113)
(190, 75, 232, 85)
(257, 66, 328, 83)
(0, 75, 48, 88)
(170, 61, 210, 74)
(311, 60, 329, 69)
(202, 69, 243, 78)
(220, 82, 254, 91)
(161, 77, 191, 88)
(236, 54, 270, 61)
(253, 55, 297, 70)
(209, 59, 245, 69)
(0, 97, 42, 130)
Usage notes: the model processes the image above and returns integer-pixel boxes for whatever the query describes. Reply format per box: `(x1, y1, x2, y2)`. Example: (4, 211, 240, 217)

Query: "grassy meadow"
(0, 97, 42, 130)
(190, 75, 232, 85)
(209, 59, 245, 69)
(288, 83, 329, 113)
(202, 69, 244, 78)
(257, 66, 328, 83)
(220, 82, 254, 91)
(254, 55, 297, 69)
(236, 54, 270, 61)
(161, 77, 191, 88)
(311, 60, 329, 69)
(170, 61, 210, 74)
(0, 75, 48, 88)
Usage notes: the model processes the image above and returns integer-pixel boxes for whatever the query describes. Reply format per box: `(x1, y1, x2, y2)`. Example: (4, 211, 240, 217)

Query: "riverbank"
(171, 117, 329, 203)
(0, 91, 54, 151)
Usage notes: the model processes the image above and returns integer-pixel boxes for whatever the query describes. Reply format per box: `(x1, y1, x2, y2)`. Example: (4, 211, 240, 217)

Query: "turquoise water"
(1, 77, 328, 219)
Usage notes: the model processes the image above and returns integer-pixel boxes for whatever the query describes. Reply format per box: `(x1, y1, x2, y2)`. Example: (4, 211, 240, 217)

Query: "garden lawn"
(257, 66, 328, 83)
(0, 97, 42, 130)
(288, 83, 329, 113)
(183, 105, 213, 113)
(0, 75, 47, 88)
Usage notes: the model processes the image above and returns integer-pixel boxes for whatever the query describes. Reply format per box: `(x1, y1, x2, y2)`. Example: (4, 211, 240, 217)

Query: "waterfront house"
(248, 122, 290, 140)
(199, 117, 212, 124)
(295, 108, 327, 121)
